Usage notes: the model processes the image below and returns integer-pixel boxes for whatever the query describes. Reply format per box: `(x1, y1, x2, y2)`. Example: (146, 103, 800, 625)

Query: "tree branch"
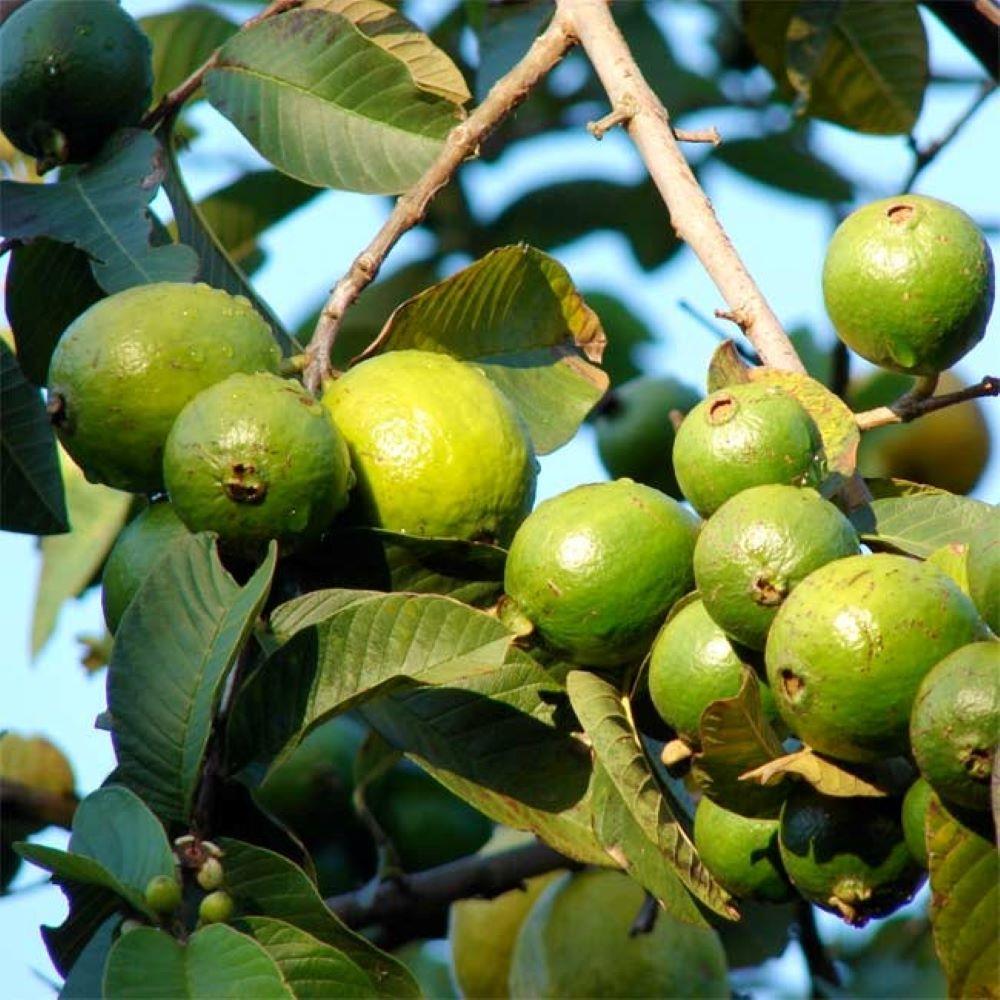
(0, 780, 79, 831)
(855, 375, 998, 430)
(922, 1, 999, 81)
(556, 0, 805, 374)
(795, 899, 841, 996)
(302, 12, 576, 393)
(325, 839, 574, 932)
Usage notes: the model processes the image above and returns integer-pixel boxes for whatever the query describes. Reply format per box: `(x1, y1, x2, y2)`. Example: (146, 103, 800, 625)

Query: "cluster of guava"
(141, 837, 233, 932)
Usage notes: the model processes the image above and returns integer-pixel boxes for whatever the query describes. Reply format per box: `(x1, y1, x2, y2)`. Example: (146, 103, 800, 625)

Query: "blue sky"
(2, 2, 997, 996)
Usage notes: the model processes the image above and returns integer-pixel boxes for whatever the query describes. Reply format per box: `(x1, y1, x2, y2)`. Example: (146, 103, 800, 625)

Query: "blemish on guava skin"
(707, 394, 736, 425)
(224, 462, 267, 504)
(886, 203, 914, 224)
(46, 393, 68, 427)
(963, 746, 991, 780)
(752, 574, 786, 607)
(781, 669, 804, 701)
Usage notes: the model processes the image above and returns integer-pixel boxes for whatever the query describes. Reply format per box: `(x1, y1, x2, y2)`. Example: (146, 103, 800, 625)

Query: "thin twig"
(855, 375, 998, 430)
(903, 79, 996, 192)
(673, 126, 722, 146)
(556, 0, 805, 374)
(303, 13, 576, 392)
(140, 0, 303, 131)
(795, 899, 841, 996)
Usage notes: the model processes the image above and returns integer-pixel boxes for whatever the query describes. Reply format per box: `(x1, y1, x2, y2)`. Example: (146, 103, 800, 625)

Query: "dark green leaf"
(0, 341, 67, 535)
(785, 1, 842, 103)
(103, 924, 293, 999)
(220, 839, 418, 996)
(712, 900, 796, 970)
(6, 239, 103, 385)
(851, 479, 999, 558)
(566, 670, 737, 918)
(364, 245, 608, 454)
(60, 915, 117, 999)
(582, 291, 655, 388)
(109, 536, 277, 822)
(205, 9, 460, 193)
(474, 0, 551, 99)
(43, 883, 120, 977)
(0, 130, 198, 293)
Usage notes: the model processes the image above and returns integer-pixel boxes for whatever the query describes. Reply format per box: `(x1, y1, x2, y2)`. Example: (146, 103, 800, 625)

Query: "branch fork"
(587, 96, 637, 139)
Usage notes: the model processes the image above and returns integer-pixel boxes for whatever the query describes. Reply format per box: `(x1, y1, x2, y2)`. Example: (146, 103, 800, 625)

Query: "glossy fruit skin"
(101, 502, 191, 633)
(766, 554, 988, 762)
(779, 786, 925, 927)
(198, 890, 234, 925)
(509, 870, 729, 999)
(901, 778, 933, 868)
(505, 480, 700, 668)
(47, 283, 280, 493)
(647, 599, 780, 744)
(694, 797, 794, 903)
(823, 195, 994, 375)
(323, 351, 536, 545)
(164, 373, 353, 552)
(966, 534, 999, 634)
(673, 383, 825, 517)
(594, 377, 701, 498)
(910, 641, 999, 812)
(694, 485, 859, 650)
(0, 0, 152, 163)
(144, 875, 182, 915)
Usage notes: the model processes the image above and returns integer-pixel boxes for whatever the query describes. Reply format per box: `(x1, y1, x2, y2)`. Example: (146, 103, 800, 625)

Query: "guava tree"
(1, 0, 998, 998)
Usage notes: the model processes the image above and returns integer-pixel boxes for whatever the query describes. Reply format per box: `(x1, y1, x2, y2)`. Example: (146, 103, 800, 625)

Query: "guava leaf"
(363, 245, 608, 454)
(851, 479, 998, 559)
(691, 669, 786, 818)
(228, 590, 514, 773)
(473, 0, 552, 99)
(310, 0, 470, 104)
(220, 839, 418, 997)
(240, 917, 379, 998)
(108, 536, 277, 822)
(0, 342, 67, 536)
(582, 291, 655, 388)
(705, 340, 752, 393)
(205, 8, 460, 194)
(160, 129, 299, 357)
(713, 900, 796, 971)
(590, 762, 708, 927)
(0, 130, 198, 293)
(6, 238, 103, 386)
(740, 748, 912, 798)
(360, 649, 608, 866)
(566, 670, 737, 919)
(103, 924, 293, 999)
(32, 450, 131, 655)
(60, 915, 117, 999)
(927, 795, 999, 997)
(742, 0, 928, 135)
(41, 882, 120, 977)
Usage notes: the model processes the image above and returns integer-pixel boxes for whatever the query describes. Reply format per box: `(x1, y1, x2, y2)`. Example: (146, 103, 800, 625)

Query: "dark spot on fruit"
(886, 203, 914, 224)
(46, 392, 67, 427)
(708, 394, 736, 425)
(224, 462, 267, 504)
(752, 574, 787, 607)
(962, 747, 991, 781)
(781, 669, 804, 700)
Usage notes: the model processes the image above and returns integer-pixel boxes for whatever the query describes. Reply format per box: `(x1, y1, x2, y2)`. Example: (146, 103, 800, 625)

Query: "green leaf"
(205, 9, 460, 194)
(32, 451, 131, 655)
(103, 924, 294, 999)
(691, 669, 786, 818)
(6, 238, 103, 386)
(706, 340, 752, 393)
(364, 245, 608, 454)
(228, 590, 514, 773)
(566, 670, 737, 919)
(582, 291, 655, 388)
(0, 130, 198, 293)
(161, 130, 299, 357)
(590, 762, 707, 927)
(851, 479, 999, 558)
(140, 6, 238, 103)
(313, 0, 470, 104)
(474, 0, 551, 99)
(742, 0, 928, 135)
(60, 915, 117, 999)
(927, 795, 999, 996)
(220, 839, 418, 996)
(0, 342, 68, 536)
(361, 649, 608, 866)
(43, 883, 120, 977)
(108, 536, 277, 822)
(740, 748, 912, 798)
(241, 917, 379, 998)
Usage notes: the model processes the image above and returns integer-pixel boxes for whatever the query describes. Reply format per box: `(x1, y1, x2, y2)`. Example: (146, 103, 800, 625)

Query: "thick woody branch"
(303, 13, 576, 392)
(557, 0, 805, 374)
(855, 375, 998, 431)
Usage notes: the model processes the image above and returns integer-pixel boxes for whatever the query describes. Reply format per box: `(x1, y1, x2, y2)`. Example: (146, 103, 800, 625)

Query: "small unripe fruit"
(144, 875, 182, 915)
(199, 890, 235, 925)
(196, 857, 225, 892)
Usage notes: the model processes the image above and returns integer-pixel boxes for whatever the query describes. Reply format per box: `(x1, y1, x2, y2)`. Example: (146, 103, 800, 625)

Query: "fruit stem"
(794, 898, 842, 995)
(855, 374, 998, 430)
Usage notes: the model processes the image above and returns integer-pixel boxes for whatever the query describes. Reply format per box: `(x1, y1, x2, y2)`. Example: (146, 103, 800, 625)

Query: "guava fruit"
(322, 351, 536, 545)
(765, 554, 988, 762)
(144, 875, 182, 915)
(693, 796, 794, 903)
(504, 479, 700, 668)
(694, 485, 860, 650)
(673, 383, 825, 517)
(0, 732, 75, 839)
(508, 870, 729, 998)
(901, 778, 933, 868)
(594, 376, 701, 497)
(779, 786, 924, 927)
(164, 373, 353, 553)
(101, 502, 191, 633)
(851, 371, 991, 495)
(647, 598, 781, 744)
(0, 0, 152, 164)
(47, 283, 280, 493)
(198, 890, 234, 925)
(823, 195, 994, 375)
(910, 640, 998, 812)
(196, 858, 224, 892)
(966, 534, 999, 634)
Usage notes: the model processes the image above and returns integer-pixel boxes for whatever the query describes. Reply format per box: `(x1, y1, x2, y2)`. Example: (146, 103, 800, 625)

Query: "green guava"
(966, 533, 999, 634)
(901, 778, 933, 869)
(198, 890, 234, 925)
(144, 875, 182, 915)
